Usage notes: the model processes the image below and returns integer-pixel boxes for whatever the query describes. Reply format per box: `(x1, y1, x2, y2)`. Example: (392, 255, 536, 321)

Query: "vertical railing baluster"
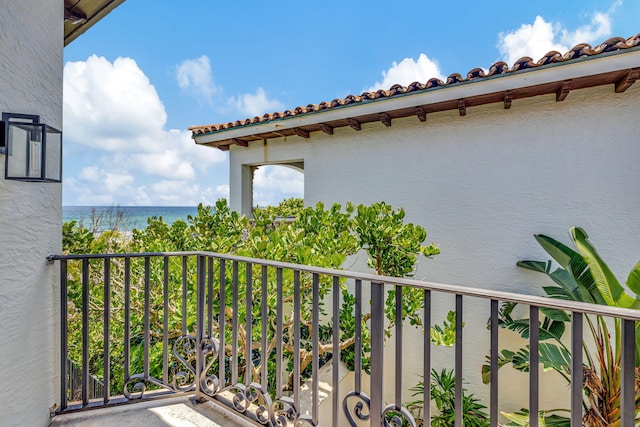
(232, 261, 239, 385)
(332, 275, 340, 427)
(208, 257, 214, 337)
(196, 255, 206, 399)
(81, 258, 89, 406)
(261, 265, 268, 391)
(144, 257, 150, 380)
(490, 299, 499, 427)
(423, 289, 431, 426)
(182, 256, 188, 337)
(124, 258, 130, 382)
(570, 311, 583, 427)
(103, 258, 111, 404)
(312, 273, 320, 425)
(529, 305, 539, 427)
(276, 268, 283, 399)
(293, 270, 301, 410)
(395, 285, 403, 409)
(621, 319, 635, 427)
(219, 259, 226, 389)
(370, 281, 385, 426)
(245, 263, 253, 384)
(60, 259, 68, 411)
(163, 256, 169, 386)
(354, 279, 362, 395)
(455, 294, 463, 427)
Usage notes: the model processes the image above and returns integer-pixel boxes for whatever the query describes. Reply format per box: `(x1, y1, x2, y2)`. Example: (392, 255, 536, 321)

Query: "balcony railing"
(48, 251, 640, 427)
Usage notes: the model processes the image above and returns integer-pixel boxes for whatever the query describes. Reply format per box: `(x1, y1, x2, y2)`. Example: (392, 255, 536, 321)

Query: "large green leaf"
(518, 260, 583, 302)
(517, 260, 550, 274)
(539, 342, 571, 374)
(571, 227, 639, 308)
(502, 409, 570, 427)
(534, 233, 598, 301)
(534, 234, 588, 277)
(626, 261, 640, 295)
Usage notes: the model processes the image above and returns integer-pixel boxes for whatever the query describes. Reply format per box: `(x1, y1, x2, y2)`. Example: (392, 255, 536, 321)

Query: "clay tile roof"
(189, 33, 640, 139)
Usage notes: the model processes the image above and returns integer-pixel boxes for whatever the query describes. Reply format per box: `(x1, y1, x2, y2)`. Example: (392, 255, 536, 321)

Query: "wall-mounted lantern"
(0, 113, 62, 182)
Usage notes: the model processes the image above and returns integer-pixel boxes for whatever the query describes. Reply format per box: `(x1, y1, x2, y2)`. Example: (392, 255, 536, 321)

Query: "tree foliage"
(62, 198, 439, 399)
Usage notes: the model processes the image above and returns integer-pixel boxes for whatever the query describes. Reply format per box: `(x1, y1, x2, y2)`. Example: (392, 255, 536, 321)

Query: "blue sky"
(62, 0, 638, 206)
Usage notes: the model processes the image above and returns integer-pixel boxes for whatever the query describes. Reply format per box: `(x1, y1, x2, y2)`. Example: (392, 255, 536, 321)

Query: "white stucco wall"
(0, 1, 63, 425)
(228, 81, 640, 414)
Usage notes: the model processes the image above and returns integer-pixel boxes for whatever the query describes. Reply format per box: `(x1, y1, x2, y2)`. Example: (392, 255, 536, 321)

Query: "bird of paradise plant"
(482, 227, 640, 426)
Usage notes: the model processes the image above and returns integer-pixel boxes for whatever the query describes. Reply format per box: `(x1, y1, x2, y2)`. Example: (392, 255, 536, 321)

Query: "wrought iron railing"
(49, 251, 640, 426)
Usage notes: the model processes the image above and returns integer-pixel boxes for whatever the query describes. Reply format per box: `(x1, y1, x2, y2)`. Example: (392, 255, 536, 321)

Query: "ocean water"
(62, 206, 200, 231)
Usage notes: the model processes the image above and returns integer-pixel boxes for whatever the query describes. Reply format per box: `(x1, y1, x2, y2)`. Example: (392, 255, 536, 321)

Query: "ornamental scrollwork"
(123, 373, 167, 400)
(172, 335, 197, 392)
(198, 335, 220, 397)
(382, 403, 416, 427)
(343, 390, 371, 426)
(271, 396, 299, 426)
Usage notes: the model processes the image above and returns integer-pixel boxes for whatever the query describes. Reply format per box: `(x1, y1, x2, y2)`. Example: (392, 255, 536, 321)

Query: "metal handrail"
(49, 251, 640, 321)
(50, 251, 639, 426)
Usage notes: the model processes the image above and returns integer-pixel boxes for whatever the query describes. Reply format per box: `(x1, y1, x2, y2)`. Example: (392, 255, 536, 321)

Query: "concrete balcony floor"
(49, 396, 255, 427)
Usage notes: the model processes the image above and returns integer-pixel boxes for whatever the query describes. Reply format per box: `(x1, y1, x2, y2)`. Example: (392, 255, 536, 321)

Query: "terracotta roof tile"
(189, 33, 640, 137)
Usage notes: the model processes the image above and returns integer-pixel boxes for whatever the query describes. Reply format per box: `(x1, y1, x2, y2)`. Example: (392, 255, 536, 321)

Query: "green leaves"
(501, 409, 570, 427)
(354, 202, 438, 277)
(504, 227, 640, 425)
(63, 197, 442, 400)
(430, 311, 459, 347)
(570, 227, 640, 308)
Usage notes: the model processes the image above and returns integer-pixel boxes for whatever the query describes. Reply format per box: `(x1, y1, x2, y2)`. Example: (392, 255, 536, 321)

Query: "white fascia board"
(194, 49, 640, 145)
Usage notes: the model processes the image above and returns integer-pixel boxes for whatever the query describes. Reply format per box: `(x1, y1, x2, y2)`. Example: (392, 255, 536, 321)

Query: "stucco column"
(0, 0, 63, 425)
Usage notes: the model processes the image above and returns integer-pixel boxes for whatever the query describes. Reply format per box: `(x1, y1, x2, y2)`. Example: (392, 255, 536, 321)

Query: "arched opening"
(252, 163, 304, 209)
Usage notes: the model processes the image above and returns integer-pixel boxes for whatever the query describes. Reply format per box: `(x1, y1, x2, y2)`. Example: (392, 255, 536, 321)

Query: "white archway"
(251, 162, 304, 209)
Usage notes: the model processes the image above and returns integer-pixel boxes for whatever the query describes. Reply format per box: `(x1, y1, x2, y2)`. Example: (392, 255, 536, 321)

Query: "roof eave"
(193, 47, 640, 147)
(64, 0, 126, 46)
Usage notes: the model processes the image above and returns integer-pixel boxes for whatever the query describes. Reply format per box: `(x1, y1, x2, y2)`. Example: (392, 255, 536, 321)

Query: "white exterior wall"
(0, 1, 63, 425)
(229, 83, 640, 412)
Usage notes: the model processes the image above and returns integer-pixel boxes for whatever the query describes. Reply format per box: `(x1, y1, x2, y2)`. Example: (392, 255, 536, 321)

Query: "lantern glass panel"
(44, 126, 62, 181)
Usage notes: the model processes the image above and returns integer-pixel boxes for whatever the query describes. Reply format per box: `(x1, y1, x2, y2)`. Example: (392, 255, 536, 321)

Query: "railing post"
(570, 312, 583, 427)
(621, 319, 635, 427)
(195, 255, 207, 400)
(81, 258, 89, 407)
(455, 294, 463, 427)
(490, 299, 499, 427)
(59, 259, 68, 412)
(370, 281, 384, 426)
(529, 306, 539, 427)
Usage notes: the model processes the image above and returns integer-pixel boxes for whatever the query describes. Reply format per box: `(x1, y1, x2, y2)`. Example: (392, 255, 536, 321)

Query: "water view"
(62, 206, 199, 231)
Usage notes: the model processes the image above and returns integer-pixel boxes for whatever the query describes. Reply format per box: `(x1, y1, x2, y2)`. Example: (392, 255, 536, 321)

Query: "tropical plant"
(403, 311, 488, 426)
(482, 227, 640, 426)
(407, 369, 489, 427)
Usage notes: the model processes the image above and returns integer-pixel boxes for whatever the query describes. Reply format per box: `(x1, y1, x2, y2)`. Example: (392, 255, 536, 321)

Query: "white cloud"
(133, 151, 196, 181)
(367, 54, 445, 92)
(498, 3, 618, 66)
(63, 55, 227, 206)
(228, 87, 285, 117)
(104, 172, 135, 192)
(176, 55, 284, 117)
(176, 55, 219, 103)
(497, 17, 566, 66)
(79, 166, 100, 182)
(64, 55, 166, 147)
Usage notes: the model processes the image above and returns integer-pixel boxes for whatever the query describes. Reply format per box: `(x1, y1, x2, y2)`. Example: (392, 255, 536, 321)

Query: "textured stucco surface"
(229, 82, 640, 412)
(0, 1, 63, 426)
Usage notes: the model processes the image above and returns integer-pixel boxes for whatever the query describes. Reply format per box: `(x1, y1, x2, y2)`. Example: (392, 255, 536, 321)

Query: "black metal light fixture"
(0, 113, 62, 182)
